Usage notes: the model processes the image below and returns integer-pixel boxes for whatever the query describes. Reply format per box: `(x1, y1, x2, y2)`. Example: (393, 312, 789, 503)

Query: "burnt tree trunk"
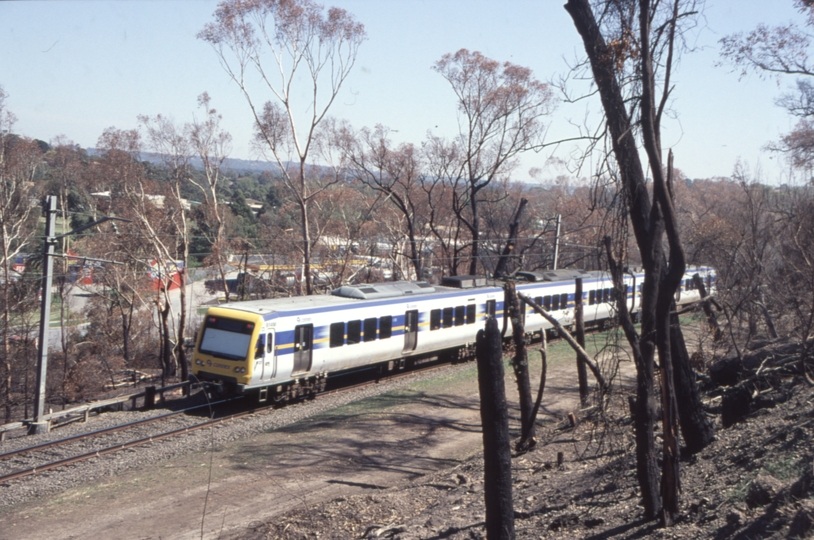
(604, 237, 661, 517)
(476, 318, 515, 539)
(505, 282, 536, 451)
(565, 0, 663, 516)
(670, 303, 716, 454)
(655, 279, 681, 525)
(528, 330, 548, 439)
(692, 273, 722, 341)
(575, 277, 590, 407)
(159, 299, 174, 382)
(494, 198, 528, 280)
(757, 287, 779, 340)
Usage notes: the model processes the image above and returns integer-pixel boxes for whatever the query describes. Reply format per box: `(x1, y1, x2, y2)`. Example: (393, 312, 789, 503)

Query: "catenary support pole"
(31, 196, 57, 434)
(552, 214, 561, 270)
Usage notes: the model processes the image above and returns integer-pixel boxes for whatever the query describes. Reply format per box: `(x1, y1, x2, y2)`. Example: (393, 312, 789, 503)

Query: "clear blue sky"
(0, 0, 803, 184)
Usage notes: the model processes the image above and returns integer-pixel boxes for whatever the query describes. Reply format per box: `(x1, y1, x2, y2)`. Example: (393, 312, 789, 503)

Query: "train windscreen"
(199, 316, 254, 361)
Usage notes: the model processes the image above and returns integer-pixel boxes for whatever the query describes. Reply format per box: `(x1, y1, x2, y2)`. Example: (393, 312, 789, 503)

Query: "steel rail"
(0, 397, 240, 462)
(0, 412, 247, 483)
(0, 360, 460, 484)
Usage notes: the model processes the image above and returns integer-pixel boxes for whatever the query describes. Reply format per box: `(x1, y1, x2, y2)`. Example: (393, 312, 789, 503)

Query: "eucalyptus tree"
(0, 86, 43, 422)
(199, 0, 366, 295)
(335, 124, 430, 281)
(95, 127, 183, 380)
(433, 49, 555, 276)
(720, 0, 814, 173)
(139, 111, 196, 383)
(186, 93, 233, 300)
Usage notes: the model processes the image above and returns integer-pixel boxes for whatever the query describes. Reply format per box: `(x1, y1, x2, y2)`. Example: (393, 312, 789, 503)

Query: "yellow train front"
(192, 306, 263, 395)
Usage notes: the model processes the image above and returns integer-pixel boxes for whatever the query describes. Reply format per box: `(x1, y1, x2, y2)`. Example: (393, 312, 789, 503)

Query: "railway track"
(0, 357, 461, 485)
(0, 322, 605, 488)
(0, 398, 244, 484)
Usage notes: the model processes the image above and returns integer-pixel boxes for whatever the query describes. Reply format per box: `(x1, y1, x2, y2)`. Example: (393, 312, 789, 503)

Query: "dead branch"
(518, 293, 607, 391)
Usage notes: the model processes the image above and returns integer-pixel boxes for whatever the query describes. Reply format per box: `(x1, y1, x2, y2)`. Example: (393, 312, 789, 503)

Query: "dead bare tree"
(504, 281, 535, 452)
(475, 317, 515, 539)
(565, 0, 713, 523)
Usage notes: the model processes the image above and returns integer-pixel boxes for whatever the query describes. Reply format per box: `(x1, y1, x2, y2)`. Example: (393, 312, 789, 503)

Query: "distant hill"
(86, 148, 285, 175)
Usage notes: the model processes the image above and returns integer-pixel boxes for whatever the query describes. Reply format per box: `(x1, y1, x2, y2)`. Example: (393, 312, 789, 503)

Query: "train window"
(329, 322, 344, 348)
(603, 288, 611, 303)
(379, 316, 392, 339)
(430, 309, 441, 331)
(486, 299, 496, 317)
(199, 316, 254, 361)
(364, 317, 377, 342)
(466, 304, 476, 324)
(442, 307, 454, 328)
(609, 288, 616, 301)
(534, 296, 543, 310)
(455, 305, 466, 326)
(551, 294, 560, 311)
(543, 295, 551, 311)
(266, 333, 274, 354)
(347, 320, 361, 345)
(560, 293, 568, 309)
(588, 290, 595, 305)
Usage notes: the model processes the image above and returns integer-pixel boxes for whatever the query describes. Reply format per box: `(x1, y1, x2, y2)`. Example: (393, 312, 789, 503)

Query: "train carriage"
(191, 266, 716, 402)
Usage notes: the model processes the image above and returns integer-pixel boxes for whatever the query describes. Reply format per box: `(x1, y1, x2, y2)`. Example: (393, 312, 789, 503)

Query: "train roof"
(208, 266, 715, 318)
(516, 269, 597, 282)
(214, 294, 351, 315)
(332, 280, 439, 299)
(211, 280, 496, 318)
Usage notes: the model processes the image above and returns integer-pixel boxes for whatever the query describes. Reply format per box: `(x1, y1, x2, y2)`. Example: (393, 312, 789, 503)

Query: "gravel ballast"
(0, 364, 468, 509)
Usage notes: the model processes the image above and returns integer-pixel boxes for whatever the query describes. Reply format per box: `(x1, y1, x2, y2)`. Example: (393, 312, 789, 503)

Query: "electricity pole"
(29, 197, 130, 435)
(30, 196, 57, 434)
(552, 214, 562, 270)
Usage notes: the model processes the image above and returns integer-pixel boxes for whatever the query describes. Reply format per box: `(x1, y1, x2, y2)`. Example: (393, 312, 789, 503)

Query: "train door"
(261, 331, 276, 380)
(292, 324, 313, 374)
(485, 299, 496, 321)
(403, 310, 418, 354)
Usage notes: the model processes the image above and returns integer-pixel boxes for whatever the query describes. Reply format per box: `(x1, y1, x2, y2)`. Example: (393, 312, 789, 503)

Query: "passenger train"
(191, 267, 716, 402)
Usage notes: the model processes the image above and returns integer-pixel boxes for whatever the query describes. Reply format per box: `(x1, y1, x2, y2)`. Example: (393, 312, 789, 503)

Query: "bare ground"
(1, 336, 813, 540)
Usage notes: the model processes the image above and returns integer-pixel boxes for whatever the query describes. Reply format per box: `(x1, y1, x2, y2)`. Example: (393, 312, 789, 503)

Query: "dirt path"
(0, 349, 631, 540)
